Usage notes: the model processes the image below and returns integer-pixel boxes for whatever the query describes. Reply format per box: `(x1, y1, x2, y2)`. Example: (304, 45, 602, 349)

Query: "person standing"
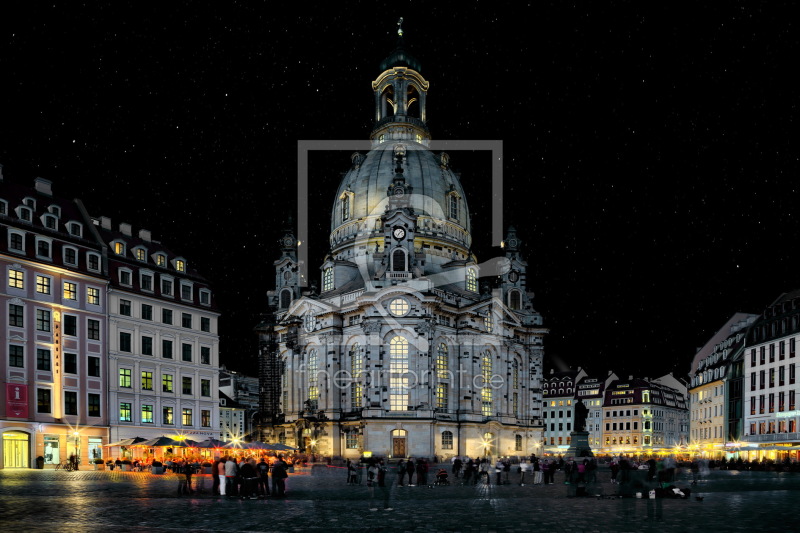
(347, 459, 358, 485)
(271, 455, 289, 497)
(609, 459, 619, 484)
(224, 456, 238, 497)
(416, 458, 428, 486)
(519, 459, 530, 486)
(377, 459, 388, 487)
(217, 457, 228, 497)
(533, 457, 542, 485)
(257, 457, 271, 497)
(452, 457, 463, 479)
(239, 458, 259, 499)
(212, 457, 221, 496)
(396, 459, 406, 487)
(494, 459, 504, 485)
(405, 458, 416, 486)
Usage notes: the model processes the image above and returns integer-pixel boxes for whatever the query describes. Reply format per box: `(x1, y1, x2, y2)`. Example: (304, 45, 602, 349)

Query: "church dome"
(329, 144, 471, 255)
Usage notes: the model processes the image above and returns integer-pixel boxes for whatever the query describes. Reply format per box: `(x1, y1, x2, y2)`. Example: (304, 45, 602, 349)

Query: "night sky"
(2, 2, 798, 380)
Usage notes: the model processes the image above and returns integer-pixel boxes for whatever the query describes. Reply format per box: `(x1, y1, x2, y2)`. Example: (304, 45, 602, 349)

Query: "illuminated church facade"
(259, 27, 547, 460)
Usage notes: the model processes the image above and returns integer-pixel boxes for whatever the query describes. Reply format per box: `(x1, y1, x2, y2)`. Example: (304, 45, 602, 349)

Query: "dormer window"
(114, 242, 126, 255)
(63, 246, 78, 265)
(23, 197, 36, 210)
(180, 281, 193, 301)
(134, 247, 147, 262)
(87, 252, 101, 272)
(119, 268, 133, 287)
(36, 237, 52, 260)
(508, 289, 521, 310)
(175, 259, 186, 272)
(8, 230, 24, 252)
(67, 222, 83, 237)
(42, 214, 57, 229)
(155, 253, 166, 267)
(17, 206, 32, 222)
(48, 205, 61, 217)
(199, 289, 211, 306)
(0, 199, 7, 216)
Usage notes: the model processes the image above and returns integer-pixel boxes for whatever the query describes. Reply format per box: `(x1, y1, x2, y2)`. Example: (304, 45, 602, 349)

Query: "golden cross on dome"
(397, 17, 404, 37)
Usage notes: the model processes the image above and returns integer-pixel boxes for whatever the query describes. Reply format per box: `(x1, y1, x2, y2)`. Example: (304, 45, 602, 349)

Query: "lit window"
(323, 267, 334, 291)
(389, 336, 409, 411)
(466, 268, 477, 292)
(163, 406, 174, 424)
(175, 259, 185, 272)
(135, 248, 146, 261)
(120, 403, 132, 422)
(8, 269, 24, 289)
(437, 343, 448, 379)
(388, 298, 409, 316)
(162, 373, 173, 393)
(484, 313, 494, 333)
(437, 383, 448, 410)
(141, 405, 153, 423)
(141, 371, 153, 390)
(481, 351, 493, 416)
(201, 410, 211, 427)
(36, 275, 51, 294)
(114, 242, 125, 255)
(182, 408, 192, 426)
(307, 349, 319, 410)
(119, 368, 132, 388)
(156, 254, 166, 267)
(87, 287, 100, 305)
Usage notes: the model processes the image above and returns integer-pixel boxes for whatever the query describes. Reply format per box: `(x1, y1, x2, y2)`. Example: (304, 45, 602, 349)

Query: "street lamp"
(72, 431, 80, 470)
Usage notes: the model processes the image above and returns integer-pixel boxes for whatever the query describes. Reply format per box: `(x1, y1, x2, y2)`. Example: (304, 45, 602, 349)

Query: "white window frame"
(41, 213, 58, 230)
(48, 205, 61, 217)
(87, 252, 101, 272)
(35, 273, 53, 295)
(153, 252, 167, 267)
(180, 281, 194, 302)
(199, 289, 211, 306)
(16, 205, 33, 222)
(118, 267, 133, 287)
(0, 198, 7, 216)
(23, 196, 36, 210)
(62, 245, 79, 266)
(63, 280, 78, 301)
(7, 229, 25, 253)
(35, 236, 53, 260)
(139, 270, 154, 292)
(112, 240, 126, 256)
(67, 221, 83, 237)
(172, 256, 187, 273)
(160, 275, 174, 296)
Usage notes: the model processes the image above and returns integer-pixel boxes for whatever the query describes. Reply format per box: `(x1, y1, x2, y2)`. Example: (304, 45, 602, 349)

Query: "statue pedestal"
(565, 431, 593, 459)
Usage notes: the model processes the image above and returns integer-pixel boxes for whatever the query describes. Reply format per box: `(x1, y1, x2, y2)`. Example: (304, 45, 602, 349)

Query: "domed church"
(257, 24, 548, 460)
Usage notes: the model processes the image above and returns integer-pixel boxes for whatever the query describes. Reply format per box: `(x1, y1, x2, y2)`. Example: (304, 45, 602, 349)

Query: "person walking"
(609, 459, 619, 484)
(377, 459, 388, 487)
(452, 457, 463, 479)
(533, 457, 543, 485)
(212, 457, 221, 496)
(494, 459, 504, 485)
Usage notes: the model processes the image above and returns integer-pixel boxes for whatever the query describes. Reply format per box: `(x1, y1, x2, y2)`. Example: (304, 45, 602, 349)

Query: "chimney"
(138, 229, 152, 242)
(119, 222, 132, 236)
(34, 177, 53, 196)
(98, 216, 111, 230)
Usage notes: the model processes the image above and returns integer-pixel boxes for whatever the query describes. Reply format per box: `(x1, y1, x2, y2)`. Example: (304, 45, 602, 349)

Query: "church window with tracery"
(389, 336, 409, 411)
(466, 268, 477, 292)
(323, 267, 334, 291)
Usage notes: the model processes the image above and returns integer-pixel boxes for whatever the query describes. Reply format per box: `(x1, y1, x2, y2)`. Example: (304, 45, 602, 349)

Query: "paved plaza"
(0, 464, 795, 532)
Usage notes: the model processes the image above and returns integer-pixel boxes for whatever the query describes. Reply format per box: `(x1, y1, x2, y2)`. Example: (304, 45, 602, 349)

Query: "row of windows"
(36, 389, 101, 417)
(7, 344, 102, 373)
(6, 233, 99, 269)
(321, 262, 478, 292)
(750, 341, 797, 367)
(118, 404, 210, 427)
(110, 242, 186, 273)
(7, 305, 102, 339)
(116, 333, 211, 363)
(748, 391, 797, 415)
(118, 369, 212, 396)
(7, 269, 103, 305)
(749, 420, 798, 435)
(116, 269, 211, 305)
(749, 364, 797, 391)
(117, 300, 213, 332)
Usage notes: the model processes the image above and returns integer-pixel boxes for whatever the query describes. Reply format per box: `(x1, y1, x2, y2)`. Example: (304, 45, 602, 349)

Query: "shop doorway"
(3, 431, 30, 468)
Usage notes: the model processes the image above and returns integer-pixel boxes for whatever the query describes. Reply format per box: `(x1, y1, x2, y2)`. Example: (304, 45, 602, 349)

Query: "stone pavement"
(0, 465, 796, 532)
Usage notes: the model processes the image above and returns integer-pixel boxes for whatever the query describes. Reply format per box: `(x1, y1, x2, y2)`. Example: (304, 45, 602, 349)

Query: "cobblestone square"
(0, 465, 795, 532)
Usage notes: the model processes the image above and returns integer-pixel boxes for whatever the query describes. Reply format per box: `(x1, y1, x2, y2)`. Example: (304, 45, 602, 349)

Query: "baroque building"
(688, 313, 756, 458)
(258, 29, 547, 460)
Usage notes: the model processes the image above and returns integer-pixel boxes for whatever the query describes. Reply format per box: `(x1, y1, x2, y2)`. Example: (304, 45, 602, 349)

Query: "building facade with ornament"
(256, 30, 547, 460)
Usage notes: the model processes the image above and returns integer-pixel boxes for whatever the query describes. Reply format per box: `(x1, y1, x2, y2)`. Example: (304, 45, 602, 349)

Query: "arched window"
(307, 349, 319, 410)
(515, 434, 522, 451)
(441, 430, 453, 450)
(436, 343, 448, 379)
(481, 352, 493, 416)
(392, 248, 407, 272)
(466, 268, 477, 292)
(389, 336, 409, 411)
(341, 195, 350, 222)
(323, 267, 334, 291)
(509, 289, 521, 310)
(512, 361, 519, 389)
(449, 194, 459, 219)
(279, 288, 292, 309)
